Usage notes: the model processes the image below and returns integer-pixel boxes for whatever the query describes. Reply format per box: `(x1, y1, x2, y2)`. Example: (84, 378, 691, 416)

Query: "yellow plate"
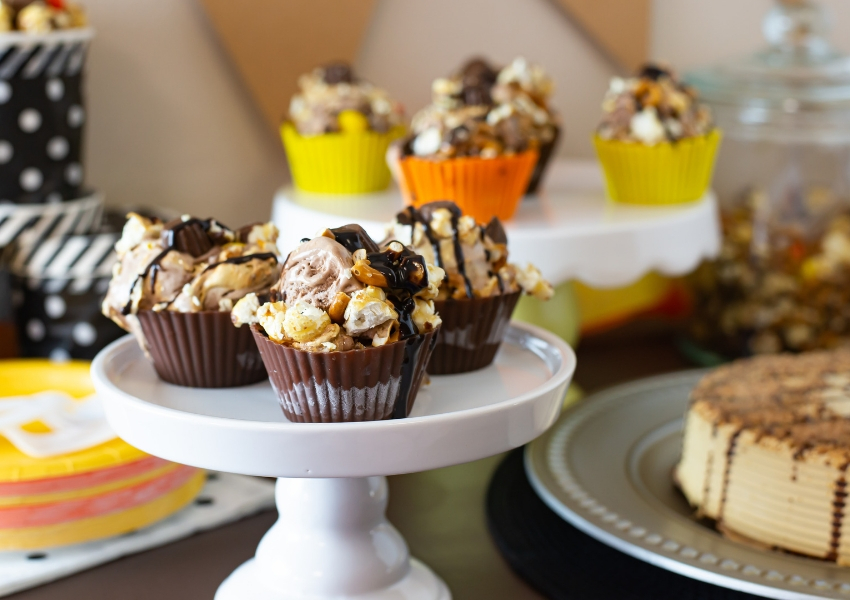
(0, 471, 205, 550)
(0, 360, 147, 483)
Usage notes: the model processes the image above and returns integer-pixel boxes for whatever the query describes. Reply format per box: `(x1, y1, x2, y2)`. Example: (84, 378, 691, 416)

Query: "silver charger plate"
(525, 370, 850, 600)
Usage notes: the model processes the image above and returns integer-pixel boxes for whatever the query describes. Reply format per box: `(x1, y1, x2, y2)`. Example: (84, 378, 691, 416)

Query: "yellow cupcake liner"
(593, 130, 721, 205)
(281, 122, 405, 194)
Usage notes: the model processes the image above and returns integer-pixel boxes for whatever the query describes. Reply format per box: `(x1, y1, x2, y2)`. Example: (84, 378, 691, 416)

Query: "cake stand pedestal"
(90, 323, 575, 599)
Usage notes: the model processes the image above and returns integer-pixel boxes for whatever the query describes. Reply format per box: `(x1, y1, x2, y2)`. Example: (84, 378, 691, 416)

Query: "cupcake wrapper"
(399, 151, 538, 222)
(252, 326, 438, 423)
(138, 311, 267, 388)
(0, 29, 94, 204)
(429, 292, 521, 374)
(281, 122, 405, 194)
(593, 130, 722, 205)
(525, 126, 561, 195)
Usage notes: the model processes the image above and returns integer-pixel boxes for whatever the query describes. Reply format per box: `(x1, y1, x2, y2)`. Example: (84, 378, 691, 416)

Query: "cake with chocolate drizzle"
(101, 213, 281, 388)
(231, 224, 444, 423)
(386, 200, 552, 374)
(676, 350, 850, 564)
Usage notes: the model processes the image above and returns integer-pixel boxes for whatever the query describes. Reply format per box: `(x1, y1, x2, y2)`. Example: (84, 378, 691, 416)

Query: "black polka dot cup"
(0, 28, 94, 204)
(3, 225, 124, 361)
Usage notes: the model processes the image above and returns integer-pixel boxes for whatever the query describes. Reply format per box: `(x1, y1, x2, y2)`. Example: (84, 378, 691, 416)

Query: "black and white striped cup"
(3, 215, 123, 360)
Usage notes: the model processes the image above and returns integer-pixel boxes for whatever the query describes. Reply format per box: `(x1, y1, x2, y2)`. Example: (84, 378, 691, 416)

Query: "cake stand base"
(214, 477, 451, 600)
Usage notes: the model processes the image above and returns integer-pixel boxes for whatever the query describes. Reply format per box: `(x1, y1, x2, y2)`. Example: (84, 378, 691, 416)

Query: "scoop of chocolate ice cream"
(276, 236, 364, 312)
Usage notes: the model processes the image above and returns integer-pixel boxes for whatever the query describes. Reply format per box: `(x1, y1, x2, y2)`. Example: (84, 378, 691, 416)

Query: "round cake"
(676, 350, 850, 564)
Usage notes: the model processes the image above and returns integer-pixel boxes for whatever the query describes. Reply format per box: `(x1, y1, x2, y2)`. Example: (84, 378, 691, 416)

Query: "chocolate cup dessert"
(525, 125, 561, 195)
(252, 325, 438, 423)
(138, 311, 266, 388)
(429, 291, 521, 375)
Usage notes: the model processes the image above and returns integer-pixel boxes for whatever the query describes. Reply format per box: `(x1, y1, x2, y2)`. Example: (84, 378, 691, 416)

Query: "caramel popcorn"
(236, 224, 443, 352)
(404, 56, 558, 159)
(7, 1, 87, 33)
(597, 63, 712, 145)
(288, 62, 404, 136)
(387, 201, 552, 301)
(689, 189, 850, 356)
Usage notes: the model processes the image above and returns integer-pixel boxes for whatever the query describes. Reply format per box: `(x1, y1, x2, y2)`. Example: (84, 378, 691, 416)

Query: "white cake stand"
(90, 322, 575, 599)
(272, 159, 721, 288)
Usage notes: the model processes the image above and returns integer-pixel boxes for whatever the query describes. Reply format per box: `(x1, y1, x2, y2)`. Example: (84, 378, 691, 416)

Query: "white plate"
(526, 370, 850, 600)
(91, 322, 575, 479)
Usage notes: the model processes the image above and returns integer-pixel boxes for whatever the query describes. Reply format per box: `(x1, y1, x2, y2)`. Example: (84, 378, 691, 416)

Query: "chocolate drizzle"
(717, 429, 742, 525)
(326, 224, 437, 420)
(395, 202, 491, 299)
(199, 252, 279, 274)
(330, 224, 428, 339)
(828, 463, 850, 562)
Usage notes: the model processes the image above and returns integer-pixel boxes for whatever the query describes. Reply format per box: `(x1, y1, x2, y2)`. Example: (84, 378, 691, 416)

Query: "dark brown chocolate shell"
(429, 291, 521, 374)
(137, 310, 266, 388)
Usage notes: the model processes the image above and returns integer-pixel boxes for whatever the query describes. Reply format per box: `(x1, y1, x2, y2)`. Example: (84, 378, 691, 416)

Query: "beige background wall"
(83, 0, 850, 225)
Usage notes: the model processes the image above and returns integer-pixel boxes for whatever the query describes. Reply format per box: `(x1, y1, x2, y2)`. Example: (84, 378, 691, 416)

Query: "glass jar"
(686, 0, 850, 357)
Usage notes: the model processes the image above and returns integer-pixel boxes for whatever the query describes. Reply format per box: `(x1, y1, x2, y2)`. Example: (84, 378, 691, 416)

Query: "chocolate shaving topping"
(322, 61, 354, 85)
(162, 218, 213, 258)
(329, 224, 380, 254)
(484, 216, 507, 245)
(418, 200, 462, 224)
(639, 63, 670, 81)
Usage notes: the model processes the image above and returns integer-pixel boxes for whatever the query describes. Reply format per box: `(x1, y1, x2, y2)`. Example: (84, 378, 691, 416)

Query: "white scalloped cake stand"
(272, 159, 721, 288)
(90, 323, 575, 599)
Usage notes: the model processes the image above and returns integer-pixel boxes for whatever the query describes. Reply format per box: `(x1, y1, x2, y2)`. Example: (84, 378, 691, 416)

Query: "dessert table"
(7, 320, 708, 600)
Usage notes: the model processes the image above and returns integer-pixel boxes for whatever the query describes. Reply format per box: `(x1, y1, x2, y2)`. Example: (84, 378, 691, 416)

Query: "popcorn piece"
(0, 3, 12, 31)
(17, 2, 54, 32)
(257, 301, 288, 343)
(412, 127, 442, 156)
(283, 300, 332, 343)
(411, 298, 442, 333)
(630, 108, 665, 145)
(344, 286, 398, 337)
(115, 213, 162, 257)
(514, 264, 554, 301)
(231, 293, 262, 327)
(417, 263, 445, 301)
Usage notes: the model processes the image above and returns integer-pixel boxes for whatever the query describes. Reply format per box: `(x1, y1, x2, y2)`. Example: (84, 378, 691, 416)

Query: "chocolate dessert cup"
(139, 310, 266, 388)
(252, 325, 438, 423)
(525, 124, 560, 195)
(429, 291, 520, 374)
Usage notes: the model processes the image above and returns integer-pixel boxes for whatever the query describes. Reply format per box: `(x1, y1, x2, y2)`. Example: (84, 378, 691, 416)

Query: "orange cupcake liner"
(399, 150, 538, 222)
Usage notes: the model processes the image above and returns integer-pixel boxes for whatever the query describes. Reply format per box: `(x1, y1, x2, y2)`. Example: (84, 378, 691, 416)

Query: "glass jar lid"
(687, 1, 850, 142)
